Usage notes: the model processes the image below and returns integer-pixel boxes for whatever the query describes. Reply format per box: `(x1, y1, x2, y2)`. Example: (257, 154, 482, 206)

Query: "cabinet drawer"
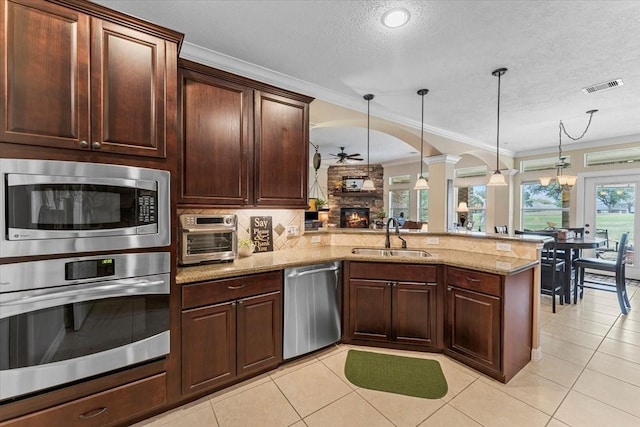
(349, 262, 437, 282)
(182, 271, 282, 309)
(447, 267, 502, 297)
(1, 373, 166, 427)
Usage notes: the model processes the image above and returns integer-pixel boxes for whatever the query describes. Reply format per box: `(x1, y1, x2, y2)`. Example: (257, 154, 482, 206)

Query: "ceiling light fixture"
(487, 68, 508, 186)
(382, 7, 410, 28)
(414, 88, 430, 190)
(361, 94, 376, 191)
(539, 109, 598, 191)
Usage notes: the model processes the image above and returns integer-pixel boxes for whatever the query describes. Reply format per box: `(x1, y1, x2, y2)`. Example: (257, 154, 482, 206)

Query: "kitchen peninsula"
(177, 230, 544, 384)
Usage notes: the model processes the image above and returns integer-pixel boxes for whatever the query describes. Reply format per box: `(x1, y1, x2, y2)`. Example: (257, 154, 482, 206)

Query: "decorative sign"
(250, 216, 273, 252)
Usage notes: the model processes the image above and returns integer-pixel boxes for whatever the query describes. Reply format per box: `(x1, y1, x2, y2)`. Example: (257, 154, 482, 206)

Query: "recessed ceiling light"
(382, 8, 410, 28)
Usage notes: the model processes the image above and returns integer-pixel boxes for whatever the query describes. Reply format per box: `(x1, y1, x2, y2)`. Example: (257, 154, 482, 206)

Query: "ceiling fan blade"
(345, 153, 361, 158)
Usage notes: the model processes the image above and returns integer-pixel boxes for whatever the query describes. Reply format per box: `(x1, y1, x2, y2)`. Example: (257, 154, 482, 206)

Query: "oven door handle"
(0, 273, 169, 319)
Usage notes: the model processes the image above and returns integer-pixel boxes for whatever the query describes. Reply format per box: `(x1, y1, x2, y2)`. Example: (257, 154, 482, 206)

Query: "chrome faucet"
(385, 218, 407, 249)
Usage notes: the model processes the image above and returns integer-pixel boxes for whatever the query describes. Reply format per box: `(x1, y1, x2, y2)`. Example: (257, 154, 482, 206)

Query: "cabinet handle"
(387, 282, 392, 287)
(79, 140, 89, 148)
(91, 141, 102, 149)
(465, 277, 481, 283)
(79, 407, 107, 419)
(392, 282, 397, 287)
(447, 286, 453, 291)
(227, 284, 246, 290)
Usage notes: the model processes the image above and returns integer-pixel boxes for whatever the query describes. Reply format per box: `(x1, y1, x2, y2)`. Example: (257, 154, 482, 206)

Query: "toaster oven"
(179, 214, 237, 265)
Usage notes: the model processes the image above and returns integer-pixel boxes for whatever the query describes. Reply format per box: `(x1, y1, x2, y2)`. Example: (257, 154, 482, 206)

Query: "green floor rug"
(344, 350, 448, 399)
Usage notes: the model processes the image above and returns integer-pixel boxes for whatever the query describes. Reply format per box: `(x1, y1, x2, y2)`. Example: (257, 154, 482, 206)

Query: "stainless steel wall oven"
(0, 252, 170, 401)
(0, 158, 170, 258)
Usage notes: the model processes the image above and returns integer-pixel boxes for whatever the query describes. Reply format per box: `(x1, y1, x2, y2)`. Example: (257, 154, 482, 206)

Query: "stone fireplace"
(340, 207, 370, 228)
(326, 164, 383, 227)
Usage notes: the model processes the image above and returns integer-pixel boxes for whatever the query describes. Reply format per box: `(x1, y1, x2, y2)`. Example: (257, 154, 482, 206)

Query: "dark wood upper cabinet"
(178, 68, 251, 205)
(254, 91, 309, 207)
(178, 60, 313, 208)
(1, 0, 181, 158)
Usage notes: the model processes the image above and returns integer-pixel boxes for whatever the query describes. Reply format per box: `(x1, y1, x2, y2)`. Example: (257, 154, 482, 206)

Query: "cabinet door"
(90, 19, 167, 157)
(178, 69, 251, 205)
(0, 0, 90, 149)
(254, 91, 309, 207)
(446, 286, 501, 372)
(236, 291, 282, 377)
(349, 279, 392, 341)
(393, 281, 438, 346)
(181, 302, 236, 395)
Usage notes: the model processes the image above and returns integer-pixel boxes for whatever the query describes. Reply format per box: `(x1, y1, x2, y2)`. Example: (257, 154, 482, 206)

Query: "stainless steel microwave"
(0, 159, 170, 258)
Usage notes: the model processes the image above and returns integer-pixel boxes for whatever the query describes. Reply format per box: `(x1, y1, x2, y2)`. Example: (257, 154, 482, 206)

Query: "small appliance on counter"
(179, 214, 237, 265)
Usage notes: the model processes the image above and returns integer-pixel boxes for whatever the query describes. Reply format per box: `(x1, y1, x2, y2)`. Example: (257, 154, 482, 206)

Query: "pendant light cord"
(558, 109, 598, 165)
(364, 94, 374, 178)
(495, 70, 503, 172)
(418, 89, 429, 177)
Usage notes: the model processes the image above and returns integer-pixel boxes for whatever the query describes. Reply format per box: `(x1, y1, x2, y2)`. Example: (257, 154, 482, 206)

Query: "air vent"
(582, 79, 623, 94)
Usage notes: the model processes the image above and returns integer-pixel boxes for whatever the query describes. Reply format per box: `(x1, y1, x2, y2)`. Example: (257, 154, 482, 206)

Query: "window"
(585, 147, 640, 166)
(389, 175, 410, 185)
(417, 189, 429, 221)
(520, 156, 572, 173)
(467, 185, 486, 231)
(389, 190, 409, 220)
(521, 182, 567, 230)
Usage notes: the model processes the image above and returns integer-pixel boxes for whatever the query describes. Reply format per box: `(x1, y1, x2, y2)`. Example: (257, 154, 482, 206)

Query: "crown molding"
(179, 42, 504, 155)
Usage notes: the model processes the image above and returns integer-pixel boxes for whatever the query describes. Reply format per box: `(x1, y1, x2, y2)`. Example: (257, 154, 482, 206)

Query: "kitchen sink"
(351, 248, 432, 258)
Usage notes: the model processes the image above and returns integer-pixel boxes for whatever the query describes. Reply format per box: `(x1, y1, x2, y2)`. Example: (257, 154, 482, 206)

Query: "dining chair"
(515, 230, 566, 312)
(594, 228, 619, 260)
(573, 232, 630, 314)
(494, 225, 508, 234)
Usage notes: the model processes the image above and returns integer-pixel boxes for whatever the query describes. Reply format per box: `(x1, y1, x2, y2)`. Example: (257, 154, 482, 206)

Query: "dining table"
(555, 236, 606, 303)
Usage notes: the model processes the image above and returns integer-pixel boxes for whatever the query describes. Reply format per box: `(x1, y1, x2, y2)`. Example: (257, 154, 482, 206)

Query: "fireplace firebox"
(340, 208, 370, 228)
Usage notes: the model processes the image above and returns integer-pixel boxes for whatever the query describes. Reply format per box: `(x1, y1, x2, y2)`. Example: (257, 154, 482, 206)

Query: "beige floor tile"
(614, 316, 640, 333)
(607, 326, 640, 346)
(480, 369, 569, 415)
(545, 419, 570, 427)
(449, 380, 550, 427)
(318, 347, 357, 389)
(541, 323, 604, 349)
(269, 354, 323, 380)
(573, 369, 640, 417)
(290, 421, 307, 427)
(356, 387, 445, 427)
(587, 351, 640, 387)
(133, 400, 216, 427)
(435, 358, 479, 402)
(524, 352, 584, 388)
(303, 392, 394, 427)
(273, 360, 352, 417)
(575, 299, 625, 316)
(417, 404, 481, 426)
(314, 343, 350, 360)
(546, 314, 612, 336)
(540, 334, 596, 366)
(212, 380, 299, 427)
(598, 337, 640, 364)
(555, 390, 640, 427)
(207, 373, 272, 404)
(556, 307, 618, 326)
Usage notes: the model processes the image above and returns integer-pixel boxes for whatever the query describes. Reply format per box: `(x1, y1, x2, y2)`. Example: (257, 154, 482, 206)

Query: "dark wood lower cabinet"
(444, 266, 533, 383)
(347, 262, 441, 350)
(180, 271, 282, 396)
(0, 374, 166, 427)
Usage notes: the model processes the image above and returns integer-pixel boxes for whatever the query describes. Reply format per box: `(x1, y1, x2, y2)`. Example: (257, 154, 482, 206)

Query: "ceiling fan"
(329, 147, 363, 164)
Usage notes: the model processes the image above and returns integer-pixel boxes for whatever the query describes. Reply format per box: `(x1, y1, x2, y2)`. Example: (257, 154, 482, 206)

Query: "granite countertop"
(176, 246, 538, 284)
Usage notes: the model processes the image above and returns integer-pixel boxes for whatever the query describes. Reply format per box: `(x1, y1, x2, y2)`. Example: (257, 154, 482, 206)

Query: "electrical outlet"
(496, 242, 512, 252)
(426, 237, 439, 245)
(286, 225, 299, 237)
(311, 235, 321, 243)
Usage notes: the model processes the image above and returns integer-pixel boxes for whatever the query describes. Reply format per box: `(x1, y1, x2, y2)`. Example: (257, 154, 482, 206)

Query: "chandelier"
(540, 110, 598, 191)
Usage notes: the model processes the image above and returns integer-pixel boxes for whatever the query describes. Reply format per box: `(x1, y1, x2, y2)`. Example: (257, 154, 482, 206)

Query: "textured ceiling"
(95, 0, 640, 164)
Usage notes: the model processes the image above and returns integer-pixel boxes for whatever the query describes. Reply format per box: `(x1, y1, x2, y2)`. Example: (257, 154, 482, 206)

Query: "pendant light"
(414, 88, 430, 190)
(539, 109, 598, 191)
(487, 68, 508, 186)
(361, 94, 376, 191)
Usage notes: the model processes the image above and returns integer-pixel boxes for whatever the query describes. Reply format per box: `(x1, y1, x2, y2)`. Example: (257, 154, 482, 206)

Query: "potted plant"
(315, 198, 328, 210)
(237, 238, 255, 257)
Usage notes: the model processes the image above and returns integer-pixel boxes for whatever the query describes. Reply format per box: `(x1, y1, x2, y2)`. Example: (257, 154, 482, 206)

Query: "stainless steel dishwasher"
(283, 261, 341, 360)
